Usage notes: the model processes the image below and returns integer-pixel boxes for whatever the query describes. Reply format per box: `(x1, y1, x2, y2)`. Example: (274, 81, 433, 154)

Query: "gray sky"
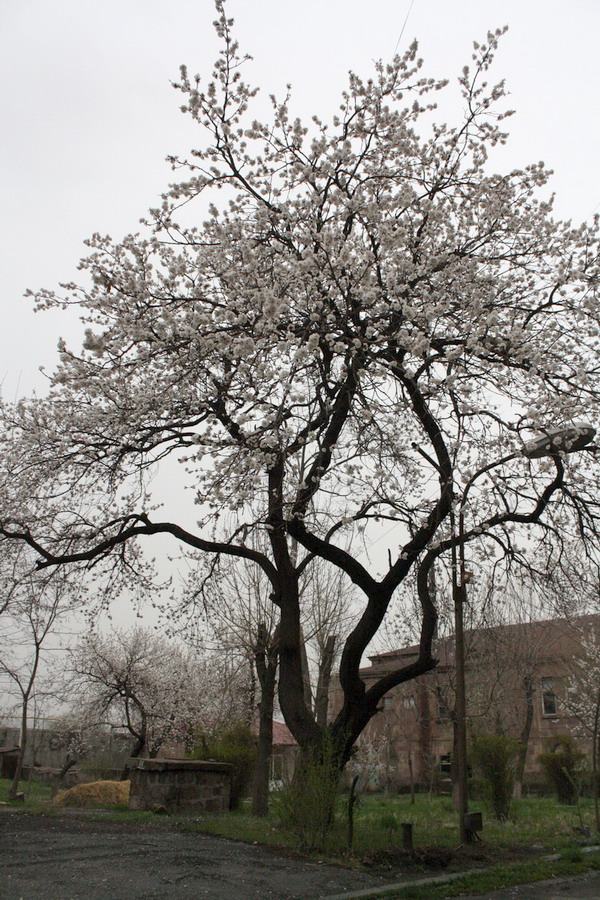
(1, 0, 599, 399)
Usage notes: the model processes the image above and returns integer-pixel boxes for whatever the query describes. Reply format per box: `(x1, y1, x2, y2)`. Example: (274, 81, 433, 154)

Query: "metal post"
(450, 503, 471, 845)
(448, 423, 595, 844)
(453, 569, 470, 843)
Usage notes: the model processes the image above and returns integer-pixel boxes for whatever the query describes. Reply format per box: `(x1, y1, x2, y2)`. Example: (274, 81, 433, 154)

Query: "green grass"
(353, 851, 600, 899)
(183, 807, 298, 848)
(348, 793, 598, 853)
(3, 779, 596, 854)
(176, 792, 600, 877)
(0, 777, 52, 807)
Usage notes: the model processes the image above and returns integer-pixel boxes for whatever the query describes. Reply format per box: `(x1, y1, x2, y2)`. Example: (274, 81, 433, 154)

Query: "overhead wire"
(393, 0, 416, 57)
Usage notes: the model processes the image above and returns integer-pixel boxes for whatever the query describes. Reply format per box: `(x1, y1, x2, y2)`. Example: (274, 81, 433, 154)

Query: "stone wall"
(128, 758, 232, 814)
(0, 724, 134, 770)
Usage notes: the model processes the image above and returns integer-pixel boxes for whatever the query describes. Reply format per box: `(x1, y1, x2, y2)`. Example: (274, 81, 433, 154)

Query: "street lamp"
(452, 422, 595, 844)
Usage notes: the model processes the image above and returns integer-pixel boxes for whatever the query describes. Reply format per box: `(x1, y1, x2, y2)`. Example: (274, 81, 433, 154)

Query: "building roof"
(272, 720, 297, 746)
(362, 614, 600, 679)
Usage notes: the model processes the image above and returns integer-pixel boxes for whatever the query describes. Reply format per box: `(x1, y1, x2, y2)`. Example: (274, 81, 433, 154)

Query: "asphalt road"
(0, 811, 390, 900)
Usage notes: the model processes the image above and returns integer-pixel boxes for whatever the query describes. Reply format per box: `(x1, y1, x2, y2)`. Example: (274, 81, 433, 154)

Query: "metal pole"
(450, 502, 471, 844)
(452, 555, 470, 843)
(449, 424, 594, 844)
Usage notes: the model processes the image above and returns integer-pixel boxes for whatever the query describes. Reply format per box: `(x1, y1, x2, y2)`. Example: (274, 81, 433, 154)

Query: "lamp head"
(522, 423, 596, 459)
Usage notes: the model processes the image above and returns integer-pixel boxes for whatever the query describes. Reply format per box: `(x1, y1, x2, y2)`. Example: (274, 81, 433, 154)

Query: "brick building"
(335, 614, 599, 791)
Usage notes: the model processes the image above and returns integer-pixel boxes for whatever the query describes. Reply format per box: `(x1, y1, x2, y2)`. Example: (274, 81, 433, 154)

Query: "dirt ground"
(0, 810, 391, 900)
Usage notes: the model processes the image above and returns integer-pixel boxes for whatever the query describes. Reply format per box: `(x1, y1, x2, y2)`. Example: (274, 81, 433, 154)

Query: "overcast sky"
(1, 0, 599, 400)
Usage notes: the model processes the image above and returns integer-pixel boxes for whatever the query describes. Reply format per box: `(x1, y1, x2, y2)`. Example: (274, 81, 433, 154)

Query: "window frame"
(541, 677, 558, 717)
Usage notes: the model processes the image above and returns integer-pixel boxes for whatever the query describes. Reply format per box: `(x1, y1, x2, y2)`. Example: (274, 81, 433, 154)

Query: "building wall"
(332, 615, 598, 790)
(0, 722, 135, 771)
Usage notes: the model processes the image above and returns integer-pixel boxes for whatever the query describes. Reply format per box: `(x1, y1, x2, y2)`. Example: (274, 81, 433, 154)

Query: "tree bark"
(514, 676, 535, 800)
(251, 623, 279, 817)
(9, 700, 29, 800)
(299, 627, 312, 713)
(315, 635, 336, 729)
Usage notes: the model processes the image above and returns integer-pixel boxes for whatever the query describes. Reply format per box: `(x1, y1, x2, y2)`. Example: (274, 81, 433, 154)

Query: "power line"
(393, 0, 416, 57)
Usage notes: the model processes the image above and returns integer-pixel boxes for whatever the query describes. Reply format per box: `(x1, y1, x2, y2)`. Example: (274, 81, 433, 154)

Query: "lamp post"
(452, 423, 595, 844)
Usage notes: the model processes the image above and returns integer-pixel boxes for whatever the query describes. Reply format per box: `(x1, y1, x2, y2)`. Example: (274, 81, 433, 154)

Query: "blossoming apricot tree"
(1, 3, 599, 770)
(68, 627, 243, 761)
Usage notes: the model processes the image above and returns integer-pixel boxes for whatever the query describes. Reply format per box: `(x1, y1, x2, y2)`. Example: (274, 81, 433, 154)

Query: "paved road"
(0, 811, 390, 900)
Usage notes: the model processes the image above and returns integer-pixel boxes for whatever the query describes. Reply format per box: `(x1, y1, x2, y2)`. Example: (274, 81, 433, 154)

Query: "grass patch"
(183, 807, 298, 849)
(347, 793, 599, 853)
(354, 851, 600, 899)
(181, 792, 600, 875)
(0, 777, 52, 807)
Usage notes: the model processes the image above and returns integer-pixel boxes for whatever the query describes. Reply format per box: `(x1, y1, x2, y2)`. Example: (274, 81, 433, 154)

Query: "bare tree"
(0, 571, 82, 799)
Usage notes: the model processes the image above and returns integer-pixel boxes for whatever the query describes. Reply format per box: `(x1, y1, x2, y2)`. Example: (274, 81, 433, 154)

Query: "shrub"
(275, 741, 341, 851)
(470, 733, 521, 820)
(538, 736, 586, 805)
(378, 812, 399, 834)
(191, 722, 256, 810)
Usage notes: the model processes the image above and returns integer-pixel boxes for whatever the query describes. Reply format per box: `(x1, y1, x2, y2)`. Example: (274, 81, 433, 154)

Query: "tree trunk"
(299, 627, 312, 713)
(592, 689, 600, 833)
(514, 676, 534, 800)
(315, 635, 336, 728)
(9, 700, 28, 800)
(451, 720, 459, 809)
(120, 730, 145, 780)
(58, 754, 78, 780)
(251, 623, 279, 817)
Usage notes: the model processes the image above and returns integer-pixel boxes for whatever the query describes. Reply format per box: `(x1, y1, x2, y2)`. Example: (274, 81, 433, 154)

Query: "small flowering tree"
(68, 628, 243, 762)
(1, 1, 600, 798)
(48, 712, 102, 778)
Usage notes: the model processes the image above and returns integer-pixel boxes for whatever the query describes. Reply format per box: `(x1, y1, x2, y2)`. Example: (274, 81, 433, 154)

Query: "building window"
(403, 696, 416, 711)
(270, 753, 284, 782)
(383, 696, 394, 710)
(541, 677, 558, 716)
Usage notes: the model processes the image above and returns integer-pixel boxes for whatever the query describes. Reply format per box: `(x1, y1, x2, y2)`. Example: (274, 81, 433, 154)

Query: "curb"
(321, 867, 489, 899)
(321, 846, 600, 900)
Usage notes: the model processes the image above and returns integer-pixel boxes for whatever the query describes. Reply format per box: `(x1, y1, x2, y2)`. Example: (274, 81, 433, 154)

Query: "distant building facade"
(269, 719, 299, 784)
(331, 615, 599, 791)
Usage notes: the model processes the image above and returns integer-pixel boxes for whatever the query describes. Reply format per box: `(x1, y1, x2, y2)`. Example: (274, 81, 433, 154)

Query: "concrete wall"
(0, 724, 134, 771)
(128, 758, 232, 814)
